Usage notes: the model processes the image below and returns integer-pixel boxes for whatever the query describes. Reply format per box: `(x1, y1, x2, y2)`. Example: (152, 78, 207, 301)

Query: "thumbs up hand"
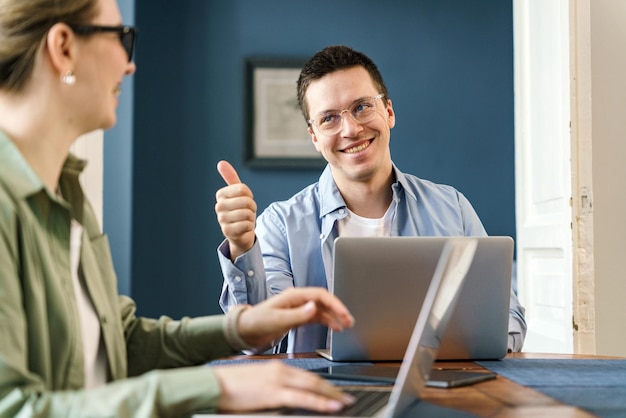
(215, 160, 257, 261)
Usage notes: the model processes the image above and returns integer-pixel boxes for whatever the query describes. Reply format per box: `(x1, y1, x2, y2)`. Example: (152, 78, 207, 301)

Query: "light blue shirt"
(218, 164, 526, 353)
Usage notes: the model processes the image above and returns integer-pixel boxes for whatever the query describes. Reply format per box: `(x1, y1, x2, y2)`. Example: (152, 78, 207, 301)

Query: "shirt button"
(247, 270, 254, 277)
(235, 276, 242, 283)
(101, 316, 107, 325)
(319, 233, 324, 240)
(339, 209, 345, 215)
(396, 198, 401, 203)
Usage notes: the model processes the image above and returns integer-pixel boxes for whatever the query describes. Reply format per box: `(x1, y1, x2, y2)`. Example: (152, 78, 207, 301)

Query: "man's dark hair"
(297, 45, 389, 123)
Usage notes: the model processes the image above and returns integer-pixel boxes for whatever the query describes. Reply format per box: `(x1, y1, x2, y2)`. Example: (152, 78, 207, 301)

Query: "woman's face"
(69, 0, 136, 131)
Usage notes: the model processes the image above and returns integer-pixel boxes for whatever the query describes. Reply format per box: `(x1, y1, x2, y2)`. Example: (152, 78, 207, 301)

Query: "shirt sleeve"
(507, 288, 527, 352)
(457, 191, 488, 237)
(0, 292, 234, 417)
(217, 239, 268, 312)
(0, 229, 229, 417)
(0, 362, 224, 417)
(119, 295, 238, 375)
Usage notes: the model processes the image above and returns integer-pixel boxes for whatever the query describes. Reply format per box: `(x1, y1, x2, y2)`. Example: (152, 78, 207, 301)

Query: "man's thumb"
(217, 160, 242, 185)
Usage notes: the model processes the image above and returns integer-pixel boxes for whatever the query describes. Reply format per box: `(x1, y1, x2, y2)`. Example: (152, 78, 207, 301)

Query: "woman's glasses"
(69, 24, 136, 62)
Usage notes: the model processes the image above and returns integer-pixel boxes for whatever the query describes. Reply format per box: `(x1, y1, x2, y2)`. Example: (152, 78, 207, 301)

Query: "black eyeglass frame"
(68, 24, 136, 62)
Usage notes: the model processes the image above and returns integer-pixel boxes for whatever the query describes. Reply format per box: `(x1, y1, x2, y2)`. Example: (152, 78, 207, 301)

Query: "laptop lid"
(192, 238, 478, 418)
(383, 238, 478, 417)
(318, 236, 513, 362)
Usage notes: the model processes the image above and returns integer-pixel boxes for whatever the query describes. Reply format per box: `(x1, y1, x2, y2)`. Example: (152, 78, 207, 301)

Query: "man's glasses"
(307, 93, 385, 136)
(69, 24, 136, 62)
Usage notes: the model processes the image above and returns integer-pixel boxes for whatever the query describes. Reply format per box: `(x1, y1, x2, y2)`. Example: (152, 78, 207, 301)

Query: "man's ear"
(385, 99, 396, 129)
(308, 126, 322, 153)
(45, 23, 77, 75)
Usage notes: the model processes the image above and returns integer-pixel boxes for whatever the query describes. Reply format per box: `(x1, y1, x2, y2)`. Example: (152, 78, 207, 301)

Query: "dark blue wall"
(103, 0, 134, 297)
(120, 0, 515, 319)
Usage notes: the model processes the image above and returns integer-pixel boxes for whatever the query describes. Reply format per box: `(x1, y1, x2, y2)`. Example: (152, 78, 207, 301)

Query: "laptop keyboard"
(285, 389, 391, 416)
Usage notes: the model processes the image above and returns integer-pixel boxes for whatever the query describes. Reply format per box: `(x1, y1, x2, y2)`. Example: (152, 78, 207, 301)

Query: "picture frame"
(244, 57, 326, 169)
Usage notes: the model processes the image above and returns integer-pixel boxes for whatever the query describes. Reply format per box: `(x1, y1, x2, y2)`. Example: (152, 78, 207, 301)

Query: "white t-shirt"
(70, 219, 108, 389)
(337, 200, 397, 237)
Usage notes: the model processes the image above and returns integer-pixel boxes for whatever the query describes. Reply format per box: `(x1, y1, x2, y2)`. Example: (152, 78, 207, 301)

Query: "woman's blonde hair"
(0, 0, 98, 92)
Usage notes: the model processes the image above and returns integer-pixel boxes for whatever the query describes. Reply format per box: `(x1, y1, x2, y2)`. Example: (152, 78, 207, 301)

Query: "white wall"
(514, 0, 574, 353)
(591, 0, 626, 356)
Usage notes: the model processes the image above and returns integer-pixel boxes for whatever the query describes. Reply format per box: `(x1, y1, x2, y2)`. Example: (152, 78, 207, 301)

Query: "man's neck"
(337, 168, 396, 219)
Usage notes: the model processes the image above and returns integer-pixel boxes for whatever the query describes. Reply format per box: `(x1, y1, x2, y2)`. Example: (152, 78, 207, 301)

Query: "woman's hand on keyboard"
(212, 361, 355, 413)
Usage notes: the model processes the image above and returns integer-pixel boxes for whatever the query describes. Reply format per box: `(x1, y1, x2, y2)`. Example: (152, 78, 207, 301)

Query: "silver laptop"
(193, 238, 478, 418)
(316, 236, 513, 362)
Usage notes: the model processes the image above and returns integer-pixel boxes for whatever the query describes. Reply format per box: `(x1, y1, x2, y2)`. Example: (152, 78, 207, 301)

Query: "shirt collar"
(0, 130, 87, 215)
(317, 162, 417, 217)
(318, 165, 345, 217)
(0, 130, 46, 200)
(392, 164, 417, 202)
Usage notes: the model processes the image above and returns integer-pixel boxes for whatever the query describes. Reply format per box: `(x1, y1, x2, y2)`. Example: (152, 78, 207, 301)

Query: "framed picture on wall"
(244, 57, 326, 169)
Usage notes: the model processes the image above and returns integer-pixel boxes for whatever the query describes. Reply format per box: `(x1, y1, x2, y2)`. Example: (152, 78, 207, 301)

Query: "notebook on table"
(193, 238, 479, 418)
(316, 236, 513, 362)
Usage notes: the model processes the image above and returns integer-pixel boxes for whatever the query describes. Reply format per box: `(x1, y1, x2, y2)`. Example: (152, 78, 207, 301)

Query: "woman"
(0, 0, 355, 416)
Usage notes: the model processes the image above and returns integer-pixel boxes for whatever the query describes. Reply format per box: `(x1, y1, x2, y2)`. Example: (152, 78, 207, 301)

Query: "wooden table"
(232, 352, 621, 417)
(424, 352, 609, 418)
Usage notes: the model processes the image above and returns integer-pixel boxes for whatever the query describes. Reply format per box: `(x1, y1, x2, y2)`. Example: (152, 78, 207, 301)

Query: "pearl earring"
(61, 70, 76, 86)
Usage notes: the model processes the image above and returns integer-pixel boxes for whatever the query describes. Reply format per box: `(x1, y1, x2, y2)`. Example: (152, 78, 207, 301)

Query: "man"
(215, 45, 526, 353)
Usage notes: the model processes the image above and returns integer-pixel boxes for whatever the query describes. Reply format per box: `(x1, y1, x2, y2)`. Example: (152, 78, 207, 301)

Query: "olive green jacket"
(0, 132, 237, 417)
